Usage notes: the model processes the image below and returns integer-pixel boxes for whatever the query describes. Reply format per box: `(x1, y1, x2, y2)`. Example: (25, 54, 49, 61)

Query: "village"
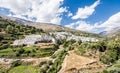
(13, 32, 99, 46)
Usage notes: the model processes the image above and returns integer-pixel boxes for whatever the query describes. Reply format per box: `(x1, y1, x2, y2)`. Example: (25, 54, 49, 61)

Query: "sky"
(0, 0, 120, 33)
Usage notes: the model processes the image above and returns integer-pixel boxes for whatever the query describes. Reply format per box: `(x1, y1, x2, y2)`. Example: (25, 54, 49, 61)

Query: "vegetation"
(8, 65, 39, 73)
(40, 39, 75, 73)
(102, 59, 120, 73)
(74, 38, 120, 73)
(0, 45, 57, 58)
(0, 16, 44, 50)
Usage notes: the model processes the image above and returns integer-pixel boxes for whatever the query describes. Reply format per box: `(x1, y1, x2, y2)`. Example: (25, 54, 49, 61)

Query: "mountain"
(99, 31, 107, 36)
(0, 14, 100, 37)
(0, 14, 32, 24)
(99, 27, 120, 37)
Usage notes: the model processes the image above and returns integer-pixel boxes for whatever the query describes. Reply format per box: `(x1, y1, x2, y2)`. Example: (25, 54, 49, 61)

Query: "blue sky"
(61, 0, 120, 25)
(0, 0, 120, 33)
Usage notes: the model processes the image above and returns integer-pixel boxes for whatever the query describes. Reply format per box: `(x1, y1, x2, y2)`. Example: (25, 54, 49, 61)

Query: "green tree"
(6, 25, 13, 33)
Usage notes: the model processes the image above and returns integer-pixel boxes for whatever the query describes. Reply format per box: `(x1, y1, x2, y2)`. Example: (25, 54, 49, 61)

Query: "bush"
(0, 35, 3, 41)
(16, 48, 25, 57)
(11, 60, 22, 67)
(53, 44, 59, 50)
(102, 70, 109, 73)
(100, 49, 117, 64)
(0, 44, 9, 50)
(77, 40, 82, 45)
(18, 48, 25, 54)
(90, 41, 106, 52)
(63, 39, 76, 48)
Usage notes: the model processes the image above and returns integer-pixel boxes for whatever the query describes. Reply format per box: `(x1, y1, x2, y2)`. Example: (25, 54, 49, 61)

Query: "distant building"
(13, 32, 99, 46)
(50, 32, 99, 42)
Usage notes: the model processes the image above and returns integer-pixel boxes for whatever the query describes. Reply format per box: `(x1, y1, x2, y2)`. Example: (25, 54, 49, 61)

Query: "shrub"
(90, 41, 106, 52)
(0, 44, 9, 50)
(77, 40, 82, 45)
(100, 49, 117, 64)
(16, 48, 25, 57)
(11, 60, 22, 67)
(0, 35, 3, 41)
(18, 48, 25, 54)
(63, 39, 76, 48)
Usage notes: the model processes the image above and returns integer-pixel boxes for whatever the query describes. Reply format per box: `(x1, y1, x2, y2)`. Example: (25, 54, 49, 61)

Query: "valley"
(0, 16, 120, 73)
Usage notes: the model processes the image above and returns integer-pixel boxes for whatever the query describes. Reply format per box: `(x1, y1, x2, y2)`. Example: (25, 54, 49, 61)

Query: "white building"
(13, 35, 55, 45)
(51, 32, 99, 42)
(13, 32, 99, 46)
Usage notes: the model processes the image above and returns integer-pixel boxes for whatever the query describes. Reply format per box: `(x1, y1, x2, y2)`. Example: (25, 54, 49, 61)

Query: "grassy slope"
(0, 46, 55, 58)
(8, 65, 39, 73)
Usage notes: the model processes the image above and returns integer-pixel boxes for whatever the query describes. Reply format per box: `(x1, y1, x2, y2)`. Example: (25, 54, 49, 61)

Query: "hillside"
(99, 27, 120, 37)
(0, 15, 100, 37)
(0, 16, 44, 50)
(30, 23, 102, 38)
(0, 15, 120, 73)
(0, 14, 32, 24)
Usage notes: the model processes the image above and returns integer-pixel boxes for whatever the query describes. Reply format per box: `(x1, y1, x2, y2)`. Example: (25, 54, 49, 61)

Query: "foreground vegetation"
(75, 38, 120, 72)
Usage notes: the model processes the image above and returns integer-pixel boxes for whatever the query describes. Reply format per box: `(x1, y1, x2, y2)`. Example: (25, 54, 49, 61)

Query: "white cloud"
(65, 23, 75, 28)
(65, 0, 101, 33)
(0, 0, 67, 24)
(75, 21, 95, 31)
(67, 11, 73, 17)
(72, 0, 100, 19)
(65, 20, 100, 33)
(100, 12, 120, 31)
(66, 12, 120, 33)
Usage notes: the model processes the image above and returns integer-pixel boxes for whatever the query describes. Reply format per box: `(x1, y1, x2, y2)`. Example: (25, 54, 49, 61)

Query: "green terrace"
(0, 45, 57, 58)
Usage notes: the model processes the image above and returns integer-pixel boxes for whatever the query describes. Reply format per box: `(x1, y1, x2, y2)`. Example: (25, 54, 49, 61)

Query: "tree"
(0, 35, 3, 41)
(6, 25, 13, 33)
(77, 40, 82, 45)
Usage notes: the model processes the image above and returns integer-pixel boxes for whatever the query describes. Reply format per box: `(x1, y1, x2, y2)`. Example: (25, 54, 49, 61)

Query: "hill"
(28, 22, 101, 37)
(99, 27, 120, 41)
(99, 27, 120, 37)
(0, 15, 100, 37)
(0, 16, 44, 50)
(0, 14, 32, 24)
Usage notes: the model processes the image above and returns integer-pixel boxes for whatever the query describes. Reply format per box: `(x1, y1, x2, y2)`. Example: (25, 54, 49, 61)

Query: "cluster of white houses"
(13, 35, 55, 45)
(13, 32, 99, 45)
(51, 32, 99, 42)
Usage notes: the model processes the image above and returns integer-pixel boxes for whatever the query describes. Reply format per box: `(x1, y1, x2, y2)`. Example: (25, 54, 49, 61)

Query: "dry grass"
(59, 50, 106, 73)
(22, 57, 52, 66)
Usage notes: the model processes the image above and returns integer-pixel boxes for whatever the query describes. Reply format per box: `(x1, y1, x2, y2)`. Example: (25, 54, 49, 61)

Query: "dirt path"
(59, 50, 105, 73)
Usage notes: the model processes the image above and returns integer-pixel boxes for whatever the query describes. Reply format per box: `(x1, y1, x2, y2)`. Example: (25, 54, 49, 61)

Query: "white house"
(13, 35, 56, 45)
